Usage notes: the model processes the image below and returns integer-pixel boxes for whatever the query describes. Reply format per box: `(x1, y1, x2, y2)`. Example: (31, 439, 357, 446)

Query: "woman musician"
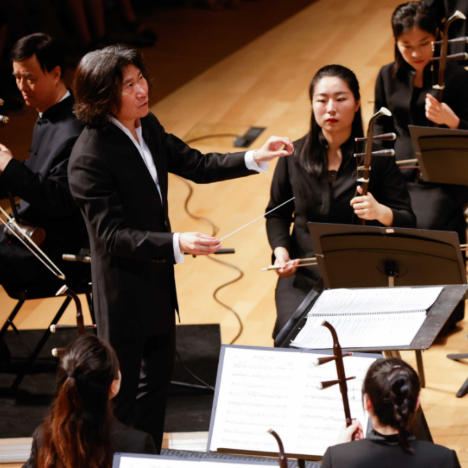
(374, 1, 468, 323)
(321, 357, 461, 468)
(265, 65, 415, 338)
(23, 335, 157, 468)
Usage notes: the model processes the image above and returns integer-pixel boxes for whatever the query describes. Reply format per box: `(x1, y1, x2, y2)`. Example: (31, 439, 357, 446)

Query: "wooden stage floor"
(2, 0, 468, 465)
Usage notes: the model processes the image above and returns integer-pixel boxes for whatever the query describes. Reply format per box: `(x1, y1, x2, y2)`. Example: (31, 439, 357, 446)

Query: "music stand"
(409, 125, 468, 185)
(308, 222, 467, 391)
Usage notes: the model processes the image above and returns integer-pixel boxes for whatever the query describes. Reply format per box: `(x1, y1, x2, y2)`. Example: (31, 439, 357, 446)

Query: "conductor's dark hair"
(391, 2, 437, 79)
(298, 64, 363, 178)
(73, 45, 150, 129)
(38, 335, 120, 468)
(10, 33, 64, 76)
(363, 357, 420, 453)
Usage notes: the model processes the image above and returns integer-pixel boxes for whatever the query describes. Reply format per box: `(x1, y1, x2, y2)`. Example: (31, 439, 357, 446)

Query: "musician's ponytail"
(38, 335, 119, 468)
(363, 358, 420, 452)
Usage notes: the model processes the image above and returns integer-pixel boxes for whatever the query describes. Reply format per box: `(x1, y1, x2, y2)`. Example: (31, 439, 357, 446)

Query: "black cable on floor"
(171, 133, 246, 393)
(175, 349, 215, 392)
(176, 163, 245, 345)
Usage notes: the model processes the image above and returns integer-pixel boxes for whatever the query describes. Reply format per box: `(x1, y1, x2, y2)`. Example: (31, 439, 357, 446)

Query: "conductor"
(68, 45, 293, 451)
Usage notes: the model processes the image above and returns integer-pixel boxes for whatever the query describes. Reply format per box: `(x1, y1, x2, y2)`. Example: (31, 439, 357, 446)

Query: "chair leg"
(0, 299, 26, 339)
(9, 321, 33, 355)
(10, 296, 72, 395)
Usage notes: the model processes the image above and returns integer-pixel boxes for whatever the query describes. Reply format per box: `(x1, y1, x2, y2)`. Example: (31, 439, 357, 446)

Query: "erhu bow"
(432, 10, 467, 109)
(354, 107, 394, 225)
(0, 203, 66, 280)
(314, 321, 355, 428)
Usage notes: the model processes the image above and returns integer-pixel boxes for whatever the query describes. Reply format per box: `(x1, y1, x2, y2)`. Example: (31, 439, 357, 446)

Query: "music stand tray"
(409, 125, 468, 185)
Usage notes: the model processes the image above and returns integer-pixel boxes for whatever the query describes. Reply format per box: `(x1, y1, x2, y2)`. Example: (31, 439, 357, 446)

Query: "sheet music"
(117, 457, 266, 468)
(291, 312, 426, 349)
(208, 347, 376, 457)
(308, 287, 442, 316)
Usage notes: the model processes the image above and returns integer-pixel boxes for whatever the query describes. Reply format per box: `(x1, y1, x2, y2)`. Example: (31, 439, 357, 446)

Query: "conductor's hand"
(0, 143, 13, 174)
(350, 186, 393, 226)
(336, 420, 364, 444)
(253, 136, 294, 163)
(179, 232, 221, 256)
(425, 94, 460, 129)
(273, 246, 300, 278)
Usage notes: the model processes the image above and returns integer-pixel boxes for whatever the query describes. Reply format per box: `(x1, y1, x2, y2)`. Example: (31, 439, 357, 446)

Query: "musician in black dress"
(374, 2, 468, 323)
(321, 357, 461, 468)
(266, 65, 415, 338)
(374, 1, 468, 264)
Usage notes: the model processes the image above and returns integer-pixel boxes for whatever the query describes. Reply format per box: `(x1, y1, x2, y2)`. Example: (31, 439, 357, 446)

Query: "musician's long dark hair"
(38, 335, 119, 468)
(363, 357, 420, 453)
(298, 64, 364, 178)
(391, 2, 437, 79)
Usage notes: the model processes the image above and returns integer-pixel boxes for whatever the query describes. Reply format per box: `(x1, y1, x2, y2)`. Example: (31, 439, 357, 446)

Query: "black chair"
(0, 260, 93, 394)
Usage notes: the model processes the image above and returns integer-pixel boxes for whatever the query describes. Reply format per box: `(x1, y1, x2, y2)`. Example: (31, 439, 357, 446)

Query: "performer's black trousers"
(112, 328, 176, 452)
(274, 273, 313, 339)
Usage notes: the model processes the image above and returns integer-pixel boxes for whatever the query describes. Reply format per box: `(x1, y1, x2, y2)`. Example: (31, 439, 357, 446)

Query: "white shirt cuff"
(173, 233, 185, 264)
(245, 150, 269, 174)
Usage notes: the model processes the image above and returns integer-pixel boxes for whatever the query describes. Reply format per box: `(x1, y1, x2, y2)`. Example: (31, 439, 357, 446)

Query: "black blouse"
(374, 61, 468, 181)
(321, 430, 461, 468)
(265, 135, 416, 277)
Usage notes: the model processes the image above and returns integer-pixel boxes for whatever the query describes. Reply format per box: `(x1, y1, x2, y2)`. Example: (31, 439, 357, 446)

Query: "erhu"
(354, 107, 395, 225)
(432, 10, 468, 115)
(268, 429, 306, 468)
(50, 285, 96, 357)
(314, 321, 355, 428)
(397, 14, 468, 169)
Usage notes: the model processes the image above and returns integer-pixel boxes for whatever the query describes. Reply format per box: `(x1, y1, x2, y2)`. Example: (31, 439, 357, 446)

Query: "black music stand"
(308, 223, 467, 391)
(409, 125, 468, 185)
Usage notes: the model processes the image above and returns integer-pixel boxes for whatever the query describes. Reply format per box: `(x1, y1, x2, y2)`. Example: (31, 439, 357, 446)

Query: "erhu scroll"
(51, 285, 96, 357)
(354, 107, 393, 226)
(314, 321, 355, 428)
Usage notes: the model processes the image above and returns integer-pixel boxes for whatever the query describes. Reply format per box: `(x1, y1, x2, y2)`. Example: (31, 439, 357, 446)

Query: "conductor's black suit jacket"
(68, 113, 255, 343)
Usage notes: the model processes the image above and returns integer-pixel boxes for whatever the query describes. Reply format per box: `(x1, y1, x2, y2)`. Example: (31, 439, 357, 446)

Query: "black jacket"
(0, 93, 85, 245)
(321, 430, 461, 468)
(0, 93, 87, 284)
(22, 420, 157, 467)
(374, 61, 468, 181)
(68, 112, 255, 343)
(265, 135, 416, 282)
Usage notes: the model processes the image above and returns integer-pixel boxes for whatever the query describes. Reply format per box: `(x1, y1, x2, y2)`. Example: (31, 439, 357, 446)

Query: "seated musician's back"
(322, 358, 460, 468)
